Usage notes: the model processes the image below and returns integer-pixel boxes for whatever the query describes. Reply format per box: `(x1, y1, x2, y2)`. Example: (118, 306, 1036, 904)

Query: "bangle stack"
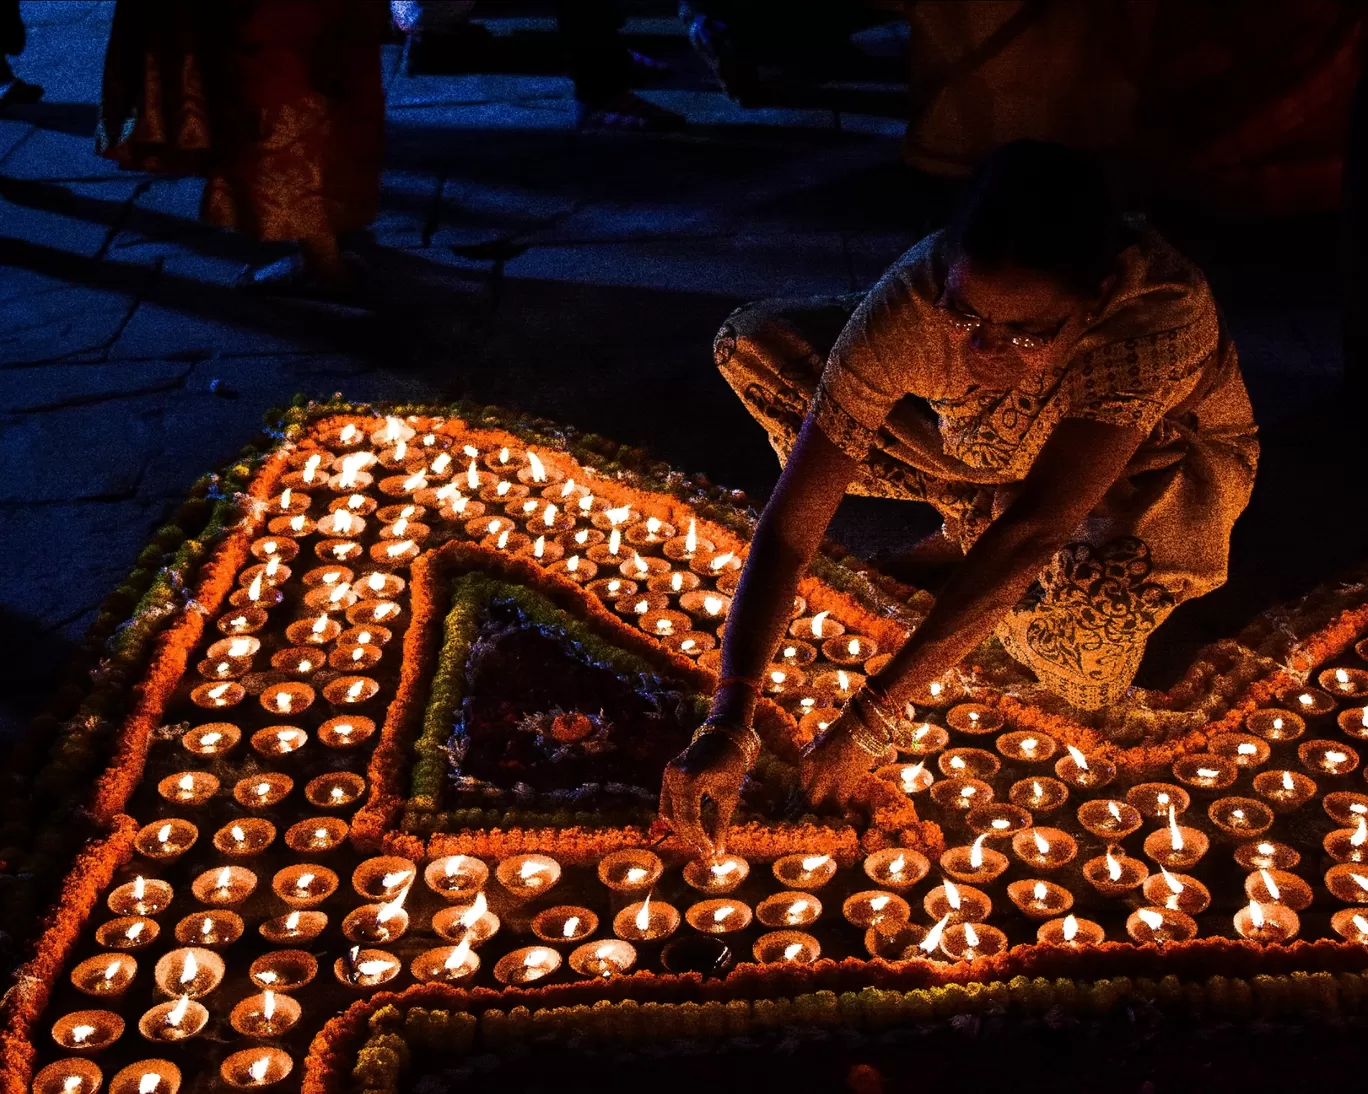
(691, 717, 762, 769)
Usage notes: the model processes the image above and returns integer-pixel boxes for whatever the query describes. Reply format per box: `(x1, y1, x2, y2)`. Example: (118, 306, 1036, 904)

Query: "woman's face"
(942, 255, 1097, 386)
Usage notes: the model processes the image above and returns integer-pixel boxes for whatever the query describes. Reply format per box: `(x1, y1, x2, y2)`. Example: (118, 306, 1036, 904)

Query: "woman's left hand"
(800, 709, 881, 809)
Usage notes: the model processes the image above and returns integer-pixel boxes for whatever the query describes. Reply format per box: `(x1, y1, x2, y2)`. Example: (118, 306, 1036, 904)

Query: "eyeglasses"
(934, 289, 1064, 351)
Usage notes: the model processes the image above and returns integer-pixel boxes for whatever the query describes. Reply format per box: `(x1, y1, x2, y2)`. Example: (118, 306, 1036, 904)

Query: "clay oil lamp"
(516, 450, 565, 488)
(494, 946, 562, 986)
(1299, 739, 1360, 777)
(811, 669, 864, 704)
(929, 776, 993, 813)
(966, 803, 1032, 838)
(236, 562, 290, 593)
(218, 607, 266, 639)
(206, 635, 262, 664)
(995, 730, 1058, 764)
(197, 654, 248, 682)
(1281, 686, 1336, 717)
(688, 548, 740, 582)
(329, 643, 383, 672)
(411, 939, 481, 985)
(623, 515, 674, 548)
(624, 552, 670, 583)
(1325, 817, 1368, 863)
(791, 609, 844, 642)
(1037, 914, 1105, 947)
(897, 722, 950, 757)
(945, 704, 1003, 736)
(1077, 799, 1143, 839)
(252, 533, 300, 561)
(52, 1010, 125, 1053)
(33, 1060, 103, 1094)
(1009, 776, 1069, 814)
(1125, 782, 1191, 822)
(772, 853, 838, 890)
(762, 665, 808, 698)
(821, 634, 878, 670)
(354, 569, 404, 599)
(233, 773, 293, 809)
(1252, 769, 1317, 812)
(321, 675, 378, 708)
(569, 939, 637, 979)
(173, 910, 244, 948)
(317, 714, 377, 749)
(1007, 879, 1073, 920)
(250, 950, 318, 992)
(342, 890, 412, 945)
(664, 630, 715, 658)
(347, 598, 403, 628)
(1142, 868, 1211, 915)
(496, 853, 561, 899)
(157, 771, 218, 808)
(96, 916, 160, 951)
(940, 921, 1008, 961)
(1082, 850, 1148, 897)
(372, 536, 421, 565)
(864, 922, 928, 960)
(1143, 806, 1209, 869)
(663, 519, 712, 562)
(877, 761, 934, 797)
(1325, 790, 1368, 825)
(190, 864, 259, 910)
(1172, 753, 1238, 792)
(532, 906, 600, 944)
(586, 576, 636, 601)
(1054, 744, 1116, 790)
(1234, 840, 1301, 871)
(776, 639, 818, 668)
(424, 855, 489, 901)
(272, 864, 339, 909)
(940, 835, 1009, 885)
(549, 554, 597, 583)
(153, 948, 224, 998)
(267, 507, 315, 535)
(301, 562, 355, 589)
(640, 608, 695, 642)
(71, 954, 138, 1000)
(334, 946, 401, 990)
(108, 876, 173, 917)
(923, 879, 991, 924)
(259, 682, 314, 718)
(305, 771, 366, 808)
(682, 853, 750, 894)
(685, 899, 753, 935)
(614, 893, 681, 942)
(939, 747, 1000, 780)
(679, 589, 731, 625)
(1126, 906, 1198, 945)
(286, 613, 341, 646)
(269, 648, 324, 678)
(1208, 732, 1271, 769)
(229, 990, 301, 1038)
(432, 892, 501, 946)
(1207, 797, 1274, 840)
(133, 819, 198, 863)
(1246, 709, 1306, 742)
(1330, 907, 1368, 943)
(258, 910, 328, 945)
(752, 931, 821, 966)
(228, 574, 282, 610)
(598, 849, 664, 894)
(863, 848, 930, 892)
(182, 723, 241, 758)
(616, 592, 667, 619)
(220, 1049, 293, 1089)
(1244, 868, 1313, 911)
(1012, 827, 1077, 871)
(252, 725, 310, 758)
(190, 681, 245, 711)
(757, 891, 823, 929)
(108, 1062, 180, 1094)
(284, 817, 348, 853)
(1234, 900, 1299, 944)
(1339, 706, 1368, 741)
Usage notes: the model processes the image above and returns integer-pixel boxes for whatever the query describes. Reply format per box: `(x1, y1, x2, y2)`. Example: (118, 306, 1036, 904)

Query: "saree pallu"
(98, 0, 387, 241)
(714, 296, 1258, 711)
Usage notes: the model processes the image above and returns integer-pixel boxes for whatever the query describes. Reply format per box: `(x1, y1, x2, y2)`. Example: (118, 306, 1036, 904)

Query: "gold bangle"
(691, 719, 761, 769)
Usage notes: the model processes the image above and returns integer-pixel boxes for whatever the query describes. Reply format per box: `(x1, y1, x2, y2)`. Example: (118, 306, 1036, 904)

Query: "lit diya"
(212, 819, 275, 858)
(342, 892, 412, 945)
(494, 946, 562, 986)
(233, 773, 293, 811)
(1325, 817, 1368, 863)
(51, 1010, 124, 1053)
(923, 879, 991, 924)
(1339, 706, 1368, 740)
(1244, 867, 1313, 911)
(682, 854, 750, 894)
(431, 892, 501, 946)
(181, 723, 241, 757)
(1280, 686, 1336, 717)
(317, 714, 377, 748)
(229, 991, 301, 1038)
(864, 922, 928, 960)
(1143, 806, 1210, 869)
(1142, 868, 1210, 915)
(1037, 914, 1105, 946)
(496, 853, 561, 899)
(940, 921, 1008, 961)
(218, 607, 267, 636)
(1082, 850, 1148, 897)
(190, 865, 257, 906)
(1125, 782, 1191, 822)
(108, 876, 173, 917)
(863, 848, 930, 891)
(1208, 732, 1271, 769)
(157, 771, 218, 807)
(250, 950, 318, 991)
(258, 682, 314, 717)
(945, 704, 1003, 735)
(598, 849, 664, 894)
(258, 910, 328, 945)
(1299, 739, 1360, 776)
(938, 747, 1000, 779)
(1331, 907, 1368, 943)
(995, 730, 1058, 763)
(272, 864, 339, 908)
(152, 948, 224, 998)
(220, 1048, 293, 1089)
(1251, 769, 1317, 812)
(1054, 745, 1116, 790)
(411, 939, 480, 985)
(897, 723, 950, 757)
(1207, 796, 1274, 839)
(304, 771, 365, 808)
(1011, 827, 1077, 871)
(1006, 879, 1073, 920)
(966, 803, 1032, 838)
(879, 762, 934, 796)
(1234, 840, 1301, 871)
(1245, 709, 1306, 742)
(940, 835, 1009, 884)
(1172, 753, 1238, 791)
(1325, 790, 1368, 825)
(334, 946, 401, 989)
(1009, 777, 1069, 814)
(532, 905, 600, 943)
(32, 1059, 103, 1094)
(108, 1061, 180, 1094)
(321, 675, 378, 707)
(1234, 900, 1300, 944)
(685, 899, 753, 934)
(614, 893, 681, 942)
(70, 954, 137, 999)
(96, 916, 160, 951)
(772, 853, 838, 890)
(173, 910, 244, 948)
(1077, 799, 1143, 839)
(752, 931, 820, 966)
(284, 817, 348, 853)
(929, 776, 993, 813)
(757, 891, 823, 929)
(1126, 906, 1198, 945)
(569, 939, 637, 979)
(424, 854, 490, 901)
(133, 819, 197, 862)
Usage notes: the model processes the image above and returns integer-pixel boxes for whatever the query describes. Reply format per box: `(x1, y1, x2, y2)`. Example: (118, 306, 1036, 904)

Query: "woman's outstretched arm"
(659, 414, 858, 853)
(803, 415, 1148, 807)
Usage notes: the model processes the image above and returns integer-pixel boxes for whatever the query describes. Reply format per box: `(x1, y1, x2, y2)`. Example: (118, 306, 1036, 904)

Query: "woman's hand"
(659, 728, 748, 856)
(800, 709, 882, 809)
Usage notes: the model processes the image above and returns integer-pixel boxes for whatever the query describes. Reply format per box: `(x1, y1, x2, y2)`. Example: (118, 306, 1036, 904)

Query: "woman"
(98, 0, 388, 294)
(660, 141, 1258, 854)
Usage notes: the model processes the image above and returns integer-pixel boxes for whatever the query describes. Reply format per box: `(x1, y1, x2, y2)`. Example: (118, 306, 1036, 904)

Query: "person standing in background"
(0, 0, 43, 108)
(98, 0, 388, 297)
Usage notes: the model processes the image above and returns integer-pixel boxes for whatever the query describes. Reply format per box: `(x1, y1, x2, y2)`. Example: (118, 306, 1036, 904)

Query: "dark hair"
(948, 140, 1121, 295)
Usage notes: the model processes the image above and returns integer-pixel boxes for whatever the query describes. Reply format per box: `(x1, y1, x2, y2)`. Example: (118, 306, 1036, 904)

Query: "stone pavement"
(0, 2, 1361, 742)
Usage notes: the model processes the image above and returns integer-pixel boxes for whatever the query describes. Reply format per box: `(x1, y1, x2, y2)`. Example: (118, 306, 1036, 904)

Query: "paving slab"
(0, 358, 190, 413)
(0, 261, 145, 365)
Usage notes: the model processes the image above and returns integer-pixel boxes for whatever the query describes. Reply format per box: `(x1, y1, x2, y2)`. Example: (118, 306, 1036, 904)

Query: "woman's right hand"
(659, 727, 749, 857)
